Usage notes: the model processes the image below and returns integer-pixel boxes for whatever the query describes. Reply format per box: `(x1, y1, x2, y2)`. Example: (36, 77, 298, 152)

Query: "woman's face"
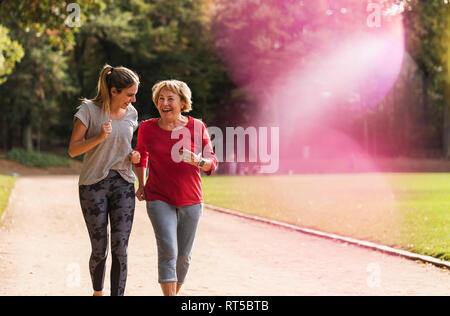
(157, 88, 183, 120)
(111, 84, 138, 110)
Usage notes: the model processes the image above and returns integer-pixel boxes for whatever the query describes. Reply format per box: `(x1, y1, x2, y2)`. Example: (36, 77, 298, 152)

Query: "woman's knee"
(158, 242, 177, 262)
(176, 253, 191, 267)
(91, 242, 108, 261)
(111, 244, 128, 259)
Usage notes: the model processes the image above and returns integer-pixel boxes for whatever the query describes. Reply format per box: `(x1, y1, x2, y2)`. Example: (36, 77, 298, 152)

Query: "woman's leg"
(79, 182, 109, 296)
(176, 283, 183, 295)
(147, 200, 179, 295)
(176, 203, 203, 291)
(160, 282, 177, 296)
(107, 174, 135, 296)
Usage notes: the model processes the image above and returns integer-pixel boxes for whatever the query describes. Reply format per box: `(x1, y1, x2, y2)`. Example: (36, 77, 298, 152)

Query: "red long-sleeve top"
(134, 116, 218, 206)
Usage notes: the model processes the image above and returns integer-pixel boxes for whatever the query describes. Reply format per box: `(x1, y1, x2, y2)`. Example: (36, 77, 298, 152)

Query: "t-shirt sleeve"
(131, 106, 138, 132)
(74, 103, 90, 129)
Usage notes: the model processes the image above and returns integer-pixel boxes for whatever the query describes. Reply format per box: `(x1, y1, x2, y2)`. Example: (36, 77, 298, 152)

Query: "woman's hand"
(179, 148, 212, 172)
(99, 120, 112, 140)
(69, 118, 111, 158)
(135, 187, 146, 201)
(129, 150, 141, 164)
(179, 148, 201, 166)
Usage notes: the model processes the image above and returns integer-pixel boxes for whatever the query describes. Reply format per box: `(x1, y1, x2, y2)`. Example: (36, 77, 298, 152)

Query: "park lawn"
(202, 173, 450, 261)
(0, 175, 16, 221)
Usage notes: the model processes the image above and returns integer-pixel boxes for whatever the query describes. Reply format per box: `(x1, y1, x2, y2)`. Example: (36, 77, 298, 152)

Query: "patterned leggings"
(79, 171, 135, 296)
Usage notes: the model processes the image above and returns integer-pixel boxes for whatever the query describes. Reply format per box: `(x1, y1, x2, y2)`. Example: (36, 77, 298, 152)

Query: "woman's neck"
(159, 115, 188, 130)
(110, 101, 123, 114)
(109, 101, 127, 120)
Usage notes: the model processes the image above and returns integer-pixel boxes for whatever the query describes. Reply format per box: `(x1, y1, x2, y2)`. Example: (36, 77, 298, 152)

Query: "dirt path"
(0, 175, 449, 296)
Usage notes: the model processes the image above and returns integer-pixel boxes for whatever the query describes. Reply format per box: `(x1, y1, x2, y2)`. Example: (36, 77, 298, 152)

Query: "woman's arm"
(68, 118, 111, 157)
(135, 166, 146, 188)
(134, 121, 149, 201)
(135, 167, 146, 201)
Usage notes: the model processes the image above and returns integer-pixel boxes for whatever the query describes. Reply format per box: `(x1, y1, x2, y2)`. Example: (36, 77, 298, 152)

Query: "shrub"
(5, 148, 70, 168)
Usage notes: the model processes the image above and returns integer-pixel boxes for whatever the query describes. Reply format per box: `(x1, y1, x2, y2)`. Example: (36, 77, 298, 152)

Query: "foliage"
(5, 148, 70, 168)
(1, 0, 450, 158)
(0, 25, 24, 85)
(0, 27, 76, 151)
(403, 0, 450, 156)
(0, 0, 107, 50)
(69, 0, 233, 125)
(0, 0, 106, 150)
(404, 0, 450, 86)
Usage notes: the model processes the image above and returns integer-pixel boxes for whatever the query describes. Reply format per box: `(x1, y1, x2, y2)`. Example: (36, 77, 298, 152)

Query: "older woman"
(134, 80, 218, 296)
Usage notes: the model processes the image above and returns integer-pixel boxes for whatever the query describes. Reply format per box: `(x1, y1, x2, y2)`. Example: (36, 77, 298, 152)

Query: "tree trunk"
(0, 103, 7, 151)
(23, 123, 33, 152)
(422, 73, 429, 123)
(443, 82, 450, 158)
(74, 34, 87, 94)
(443, 101, 450, 158)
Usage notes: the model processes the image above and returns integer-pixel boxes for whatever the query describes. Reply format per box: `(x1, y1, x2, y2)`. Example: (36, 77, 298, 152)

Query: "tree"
(69, 0, 232, 125)
(403, 0, 450, 158)
(0, 0, 107, 151)
(0, 25, 24, 85)
(0, 0, 236, 151)
(0, 28, 74, 151)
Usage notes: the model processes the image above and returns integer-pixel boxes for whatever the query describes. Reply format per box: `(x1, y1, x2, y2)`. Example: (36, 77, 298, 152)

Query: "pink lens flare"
(212, 0, 405, 172)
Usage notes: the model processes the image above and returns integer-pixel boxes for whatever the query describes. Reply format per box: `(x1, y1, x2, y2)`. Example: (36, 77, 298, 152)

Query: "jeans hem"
(159, 279, 178, 284)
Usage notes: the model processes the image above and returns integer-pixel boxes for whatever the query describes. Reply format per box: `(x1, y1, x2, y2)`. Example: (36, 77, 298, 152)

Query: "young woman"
(68, 64, 140, 296)
(134, 80, 218, 296)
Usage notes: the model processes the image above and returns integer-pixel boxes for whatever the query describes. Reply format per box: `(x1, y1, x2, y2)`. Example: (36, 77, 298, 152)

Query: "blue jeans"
(146, 200, 203, 284)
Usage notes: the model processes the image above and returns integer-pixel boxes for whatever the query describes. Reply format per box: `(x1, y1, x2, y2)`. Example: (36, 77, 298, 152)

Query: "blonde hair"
(152, 80, 192, 112)
(82, 64, 140, 115)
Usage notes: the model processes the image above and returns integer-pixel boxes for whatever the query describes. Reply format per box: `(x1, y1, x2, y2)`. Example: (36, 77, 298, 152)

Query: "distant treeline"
(1, 0, 450, 160)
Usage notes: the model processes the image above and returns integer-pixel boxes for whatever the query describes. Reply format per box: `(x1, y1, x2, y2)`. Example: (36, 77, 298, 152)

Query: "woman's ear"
(180, 99, 187, 112)
(111, 87, 121, 96)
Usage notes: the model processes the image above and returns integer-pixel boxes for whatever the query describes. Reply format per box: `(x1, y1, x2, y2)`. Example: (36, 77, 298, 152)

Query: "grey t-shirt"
(74, 101, 138, 185)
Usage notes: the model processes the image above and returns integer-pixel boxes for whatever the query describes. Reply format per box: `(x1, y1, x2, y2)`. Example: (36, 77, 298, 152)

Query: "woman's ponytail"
(94, 65, 114, 116)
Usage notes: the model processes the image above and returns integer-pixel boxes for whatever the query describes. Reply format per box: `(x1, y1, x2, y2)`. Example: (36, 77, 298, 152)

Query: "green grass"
(202, 173, 450, 261)
(5, 148, 70, 168)
(0, 175, 16, 221)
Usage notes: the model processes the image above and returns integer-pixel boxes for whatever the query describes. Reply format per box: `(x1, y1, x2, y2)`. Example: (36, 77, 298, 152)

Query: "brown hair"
(82, 64, 140, 115)
(152, 80, 192, 112)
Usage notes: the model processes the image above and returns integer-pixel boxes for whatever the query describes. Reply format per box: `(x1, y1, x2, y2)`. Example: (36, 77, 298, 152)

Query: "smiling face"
(156, 88, 184, 119)
(111, 84, 138, 110)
